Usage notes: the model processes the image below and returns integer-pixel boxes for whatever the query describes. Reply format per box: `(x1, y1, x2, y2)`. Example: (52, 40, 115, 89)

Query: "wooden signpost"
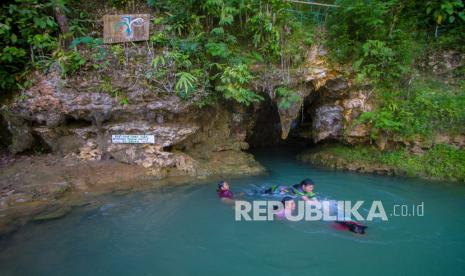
(103, 14, 150, 43)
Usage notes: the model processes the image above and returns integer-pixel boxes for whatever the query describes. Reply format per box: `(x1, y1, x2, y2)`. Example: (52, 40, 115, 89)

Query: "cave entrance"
(246, 94, 317, 149)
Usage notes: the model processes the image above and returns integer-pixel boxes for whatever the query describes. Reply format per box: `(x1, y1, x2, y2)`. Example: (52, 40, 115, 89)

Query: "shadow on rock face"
(0, 113, 12, 150)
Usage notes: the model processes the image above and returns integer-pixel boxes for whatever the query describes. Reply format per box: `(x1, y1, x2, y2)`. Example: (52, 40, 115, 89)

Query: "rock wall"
(3, 42, 378, 169)
(4, 69, 263, 179)
(249, 44, 374, 146)
(298, 46, 374, 145)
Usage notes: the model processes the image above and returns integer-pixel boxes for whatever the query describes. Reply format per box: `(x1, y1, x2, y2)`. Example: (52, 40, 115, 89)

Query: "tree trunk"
(54, 5, 71, 49)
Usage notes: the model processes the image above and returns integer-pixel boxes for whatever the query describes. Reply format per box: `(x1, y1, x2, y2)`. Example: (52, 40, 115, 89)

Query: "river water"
(0, 148, 464, 275)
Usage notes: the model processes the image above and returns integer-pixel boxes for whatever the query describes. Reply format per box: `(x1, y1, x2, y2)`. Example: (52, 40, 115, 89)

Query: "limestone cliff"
(250, 44, 374, 146)
(3, 69, 263, 179)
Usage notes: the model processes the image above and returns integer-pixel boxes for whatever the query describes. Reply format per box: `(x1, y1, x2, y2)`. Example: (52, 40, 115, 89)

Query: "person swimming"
(264, 178, 317, 202)
(290, 178, 317, 202)
(264, 185, 290, 195)
(217, 181, 233, 199)
(274, 196, 296, 220)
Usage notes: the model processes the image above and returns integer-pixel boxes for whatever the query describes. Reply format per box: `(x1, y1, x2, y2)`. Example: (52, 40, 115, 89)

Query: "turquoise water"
(1, 148, 465, 275)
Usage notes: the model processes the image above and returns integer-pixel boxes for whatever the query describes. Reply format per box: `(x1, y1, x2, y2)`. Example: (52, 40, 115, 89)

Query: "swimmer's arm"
(221, 197, 235, 205)
(302, 196, 319, 203)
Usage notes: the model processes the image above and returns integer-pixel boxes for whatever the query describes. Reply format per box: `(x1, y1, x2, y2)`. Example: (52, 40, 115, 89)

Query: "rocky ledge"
(0, 150, 263, 235)
(3, 70, 264, 174)
(298, 149, 403, 176)
(297, 145, 465, 182)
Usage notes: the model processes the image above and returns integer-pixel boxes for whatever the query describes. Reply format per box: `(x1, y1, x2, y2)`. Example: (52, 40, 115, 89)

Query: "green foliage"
(149, 31, 168, 45)
(328, 0, 465, 84)
(98, 77, 118, 95)
(145, 0, 312, 105)
(69, 36, 102, 49)
(29, 33, 58, 52)
(247, 9, 281, 57)
(98, 76, 128, 105)
(303, 32, 314, 46)
(321, 144, 465, 181)
(356, 110, 403, 139)
(426, 1, 465, 47)
(146, 48, 201, 96)
(426, 0, 465, 25)
(49, 35, 111, 76)
(327, 0, 393, 62)
(1, 47, 27, 64)
(119, 96, 129, 106)
(175, 72, 197, 96)
(354, 78, 465, 139)
(111, 45, 125, 66)
(0, 0, 93, 96)
(70, 36, 108, 70)
(55, 49, 86, 77)
(324, 0, 465, 151)
(0, 0, 463, 112)
(353, 40, 406, 84)
(327, 0, 421, 85)
(216, 63, 263, 105)
(0, 0, 59, 91)
(205, 42, 230, 58)
(69, 11, 90, 38)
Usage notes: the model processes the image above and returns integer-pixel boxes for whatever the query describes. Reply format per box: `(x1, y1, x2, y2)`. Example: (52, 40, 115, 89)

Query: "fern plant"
(175, 72, 198, 95)
(216, 64, 263, 105)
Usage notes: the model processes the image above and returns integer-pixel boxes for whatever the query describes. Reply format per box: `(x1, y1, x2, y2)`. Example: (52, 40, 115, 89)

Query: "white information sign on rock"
(111, 134, 155, 144)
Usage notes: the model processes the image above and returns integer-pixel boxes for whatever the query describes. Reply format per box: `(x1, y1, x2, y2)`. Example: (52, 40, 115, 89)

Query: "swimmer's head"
(281, 196, 296, 211)
(217, 180, 229, 191)
(300, 178, 314, 193)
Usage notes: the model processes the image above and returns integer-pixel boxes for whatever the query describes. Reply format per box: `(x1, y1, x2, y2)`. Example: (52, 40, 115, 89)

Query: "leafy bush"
(175, 72, 198, 96)
(426, 0, 465, 25)
(205, 42, 230, 58)
(216, 64, 263, 105)
(69, 36, 102, 49)
(355, 78, 465, 139)
(54, 49, 86, 77)
(322, 144, 465, 181)
(353, 40, 407, 84)
(0, 0, 58, 91)
(327, 1, 465, 141)
(327, 0, 465, 84)
(327, 0, 420, 85)
(145, 0, 311, 105)
(0, 0, 95, 96)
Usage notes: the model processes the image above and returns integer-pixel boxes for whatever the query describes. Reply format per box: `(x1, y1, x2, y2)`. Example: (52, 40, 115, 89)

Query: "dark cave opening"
(246, 96, 282, 148)
(64, 116, 93, 128)
(246, 93, 318, 150)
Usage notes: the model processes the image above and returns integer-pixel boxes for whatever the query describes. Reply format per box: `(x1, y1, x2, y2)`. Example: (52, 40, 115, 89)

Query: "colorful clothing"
(275, 209, 293, 220)
(265, 185, 290, 195)
(217, 190, 233, 199)
(290, 184, 316, 199)
(265, 184, 316, 199)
